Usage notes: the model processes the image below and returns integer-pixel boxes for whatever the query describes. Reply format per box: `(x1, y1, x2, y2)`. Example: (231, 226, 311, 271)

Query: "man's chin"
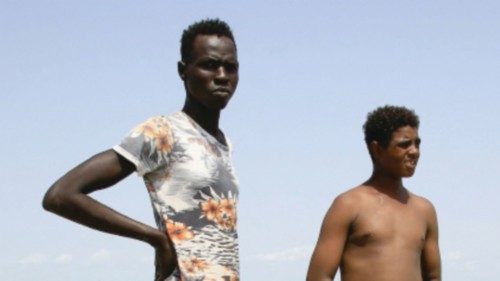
(208, 98, 231, 110)
(205, 101, 229, 111)
(402, 171, 416, 178)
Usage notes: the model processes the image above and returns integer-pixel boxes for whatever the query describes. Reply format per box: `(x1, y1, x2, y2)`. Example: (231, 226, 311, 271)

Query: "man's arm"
(421, 202, 441, 281)
(306, 194, 355, 281)
(42, 149, 176, 279)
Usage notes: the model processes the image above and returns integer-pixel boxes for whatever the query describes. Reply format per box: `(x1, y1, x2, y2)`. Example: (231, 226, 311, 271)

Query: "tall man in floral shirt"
(43, 19, 241, 281)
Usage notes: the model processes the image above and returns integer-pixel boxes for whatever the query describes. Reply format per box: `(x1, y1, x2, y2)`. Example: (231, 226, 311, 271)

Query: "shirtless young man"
(307, 105, 441, 281)
(43, 19, 241, 281)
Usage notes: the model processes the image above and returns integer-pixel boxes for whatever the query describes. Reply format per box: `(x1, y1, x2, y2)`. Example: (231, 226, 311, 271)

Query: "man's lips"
(406, 159, 418, 168)
(212, 88, 231, 96)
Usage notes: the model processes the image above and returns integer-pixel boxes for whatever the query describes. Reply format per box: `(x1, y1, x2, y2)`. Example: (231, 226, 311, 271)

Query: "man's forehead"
(192, 34, 237, 56)
(392, 126, 419, 138)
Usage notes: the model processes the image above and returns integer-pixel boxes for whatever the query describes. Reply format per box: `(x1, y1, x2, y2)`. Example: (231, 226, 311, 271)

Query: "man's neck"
(182, 99, 222, 139)
(365, 172, 407, 201)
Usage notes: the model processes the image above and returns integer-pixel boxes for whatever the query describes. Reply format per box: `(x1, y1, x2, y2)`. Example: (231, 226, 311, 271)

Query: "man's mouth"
(406, 159, 418, 168)
(212, 88, 231, 96)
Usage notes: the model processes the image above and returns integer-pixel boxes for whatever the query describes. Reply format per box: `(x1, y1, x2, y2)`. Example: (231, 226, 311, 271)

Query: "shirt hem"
(112, 145, 146, 176)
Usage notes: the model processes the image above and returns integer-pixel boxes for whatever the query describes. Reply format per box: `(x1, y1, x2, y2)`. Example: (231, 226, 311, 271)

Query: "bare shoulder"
(409, 192, 437, 218)
(333, 185, 366, 205)
(326, 185, 368, 218)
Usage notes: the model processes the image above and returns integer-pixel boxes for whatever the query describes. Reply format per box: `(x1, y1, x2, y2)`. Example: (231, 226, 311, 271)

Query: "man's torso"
(340, 186, 429, 281)
(114, 112, 240, 281)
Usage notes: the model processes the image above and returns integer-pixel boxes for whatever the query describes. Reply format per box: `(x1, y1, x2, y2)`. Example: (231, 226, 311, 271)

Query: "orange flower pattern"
(132, 116, 174, 154)
(166, 220, 194, 242)
(200, 196, 237, 231)
(114, 112, 239, 281)
(200, 199, 220, 221)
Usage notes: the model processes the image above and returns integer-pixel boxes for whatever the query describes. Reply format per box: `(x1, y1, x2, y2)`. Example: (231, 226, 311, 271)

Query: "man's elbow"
(306, 264, 335, 281)
(423, 271, 441, 281)
(42, 184, 70, 213)
(426, 275, 441, 281)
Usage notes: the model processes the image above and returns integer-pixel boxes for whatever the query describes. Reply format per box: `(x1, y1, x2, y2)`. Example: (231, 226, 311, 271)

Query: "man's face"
(180, 34, 239, 110)
(376, 126, 421, 178)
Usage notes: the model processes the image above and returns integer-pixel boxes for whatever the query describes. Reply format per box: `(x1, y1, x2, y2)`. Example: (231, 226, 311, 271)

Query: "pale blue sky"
(1, 1, 499, 280)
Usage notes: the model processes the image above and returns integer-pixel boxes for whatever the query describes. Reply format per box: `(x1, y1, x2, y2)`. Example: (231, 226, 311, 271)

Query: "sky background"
(2, 0, 500, 280)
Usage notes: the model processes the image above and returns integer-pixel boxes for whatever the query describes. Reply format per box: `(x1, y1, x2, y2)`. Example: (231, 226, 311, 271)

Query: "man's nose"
(215, 67, 229, 82)
(408, 144, 419, 157)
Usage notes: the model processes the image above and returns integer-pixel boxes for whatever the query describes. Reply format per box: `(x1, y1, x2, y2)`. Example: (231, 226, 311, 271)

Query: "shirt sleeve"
(113, 116, 174, 176)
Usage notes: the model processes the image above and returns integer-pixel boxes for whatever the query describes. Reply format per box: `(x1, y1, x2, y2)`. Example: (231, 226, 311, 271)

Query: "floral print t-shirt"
(113, 111, 239, 281)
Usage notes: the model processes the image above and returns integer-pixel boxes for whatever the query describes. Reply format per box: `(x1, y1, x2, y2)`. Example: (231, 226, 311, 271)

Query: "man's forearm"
(43, 186, 161, 246)
(42, 150, 164, 246)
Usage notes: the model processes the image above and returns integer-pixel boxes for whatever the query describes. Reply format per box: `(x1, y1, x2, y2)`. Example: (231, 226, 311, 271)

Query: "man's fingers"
(155, 249, 175, 281)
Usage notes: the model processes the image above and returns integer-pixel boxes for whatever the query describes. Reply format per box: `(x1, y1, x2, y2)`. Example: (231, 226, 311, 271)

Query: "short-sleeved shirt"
(113, 111, 240, 281)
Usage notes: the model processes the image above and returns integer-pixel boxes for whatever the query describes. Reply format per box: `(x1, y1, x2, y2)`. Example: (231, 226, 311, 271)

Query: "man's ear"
(178, 61, 186, 80)
(369, 141, 382, 161)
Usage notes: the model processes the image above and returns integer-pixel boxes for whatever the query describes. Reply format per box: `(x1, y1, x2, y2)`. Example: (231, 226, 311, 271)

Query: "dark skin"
(42, 150, 176, 280)
(43, 34, 238, 280)
(307, 126, 441, 281)
(179, 34, 239, 144)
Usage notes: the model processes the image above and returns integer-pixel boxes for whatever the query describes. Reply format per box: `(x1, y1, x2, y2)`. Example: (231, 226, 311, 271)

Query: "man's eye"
(224, 63, 238, 73)
(201, 61, 219, 69)
(398, 141, 411, 148)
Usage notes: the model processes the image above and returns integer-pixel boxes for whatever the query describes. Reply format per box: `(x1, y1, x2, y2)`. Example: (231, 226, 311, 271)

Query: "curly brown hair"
(363, 105, 419, 148)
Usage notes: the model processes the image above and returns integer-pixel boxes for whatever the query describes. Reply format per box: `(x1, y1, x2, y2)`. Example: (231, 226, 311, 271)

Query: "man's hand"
(152, 231, 177, 281)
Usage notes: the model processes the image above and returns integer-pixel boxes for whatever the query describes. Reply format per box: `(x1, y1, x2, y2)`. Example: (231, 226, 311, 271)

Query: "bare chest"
(348, 199, 427, 250)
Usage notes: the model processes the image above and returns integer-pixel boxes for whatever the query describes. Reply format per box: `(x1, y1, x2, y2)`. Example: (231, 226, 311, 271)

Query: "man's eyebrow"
(395, 137, 421, 145)
(202, 56, 237, 62)
(200, 56, 220, 60)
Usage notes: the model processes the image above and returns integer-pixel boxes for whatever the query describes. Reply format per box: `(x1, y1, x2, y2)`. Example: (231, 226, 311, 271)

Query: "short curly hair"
(180, 18, 236, 63)
(363, 105, 420, 148)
